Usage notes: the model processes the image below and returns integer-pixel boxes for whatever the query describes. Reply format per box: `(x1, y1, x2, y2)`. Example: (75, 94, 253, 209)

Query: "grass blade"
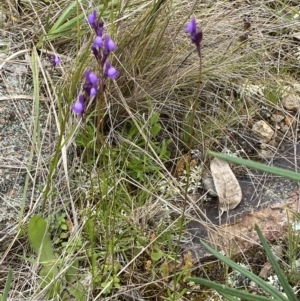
(208, 151, 300, 182)
(195, 240, 289, 300)
(45, 1, 120, 42)
(49, 0, 88, 32)
(189, 277, 281, 301)
(255, 224, 298, 301)
(2, 268, 12, 301)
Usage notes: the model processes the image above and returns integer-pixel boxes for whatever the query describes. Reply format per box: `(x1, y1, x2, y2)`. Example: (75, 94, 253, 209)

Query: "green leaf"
(159, 139, 171, 160)
(65, 260, 79, 283)
(60, 232, 69, 239)
(151, 123, 161, 137)
(221, 294, 240, 301)
(195, 240, 289, 300)
(2, 267, 12, 301)
(39, 266, 57, 289)
(189, 277, 282, 301)
(28, 215, 57, 267)
(67, 281, 86, 301)
(255, 224, 298, 301)
(60, 224, 68, 230)
(151, 250, 163, 261)
(40, 266, 62, 299)
(209, 151, 300, 182)
(149, 112, 159, 125)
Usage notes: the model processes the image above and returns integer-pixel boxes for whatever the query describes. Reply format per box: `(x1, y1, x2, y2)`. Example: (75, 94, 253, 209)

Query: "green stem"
(172, 50, 202, 300)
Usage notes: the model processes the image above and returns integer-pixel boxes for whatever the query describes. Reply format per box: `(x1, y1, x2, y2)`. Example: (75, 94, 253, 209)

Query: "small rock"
(259, 262, 273, 280)
(271, 114, 284, 123)
(292, 32, 300, 41)
(252, 120, 274, 143)
(282, 93, 300, 111)
(258, 149, 274, 159)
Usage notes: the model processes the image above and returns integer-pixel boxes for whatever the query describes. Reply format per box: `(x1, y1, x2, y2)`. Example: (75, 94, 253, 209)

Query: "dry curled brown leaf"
(210, 157, 242, 218)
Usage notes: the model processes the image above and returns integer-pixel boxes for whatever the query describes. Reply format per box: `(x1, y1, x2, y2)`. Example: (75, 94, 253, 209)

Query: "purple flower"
(186, 17, 203, 47)
(83, 70, 99, 96)
(87, 10, 97, 26)
(104, 36, 117, 52)
(85, 71, 99, 85)
(186, 17, 197, 35)
(105, 61, 119, 79)
(93, 36, 103, 48)
(72, 94, 85, 115)
(90, 87, 97, 97)
(186, 17, 202, 44)
(88, 10, 105, 38)
(50, 55, 61, 67)
(102, 36, 117, 64)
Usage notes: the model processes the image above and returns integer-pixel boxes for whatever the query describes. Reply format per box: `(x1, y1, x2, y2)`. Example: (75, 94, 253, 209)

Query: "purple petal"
(85, 70, 99, 84)
(89, 73, 98, 84)
(72, 95, 85, 115)
(186, 17, 197, 34)
(107, 67, 119, 79)
(50, 55, 61, 67)
(90, 87, 97, 97)
(105, 61, 119, 79)
(87, 10, 97, 25)
(93, 36, 103, 48)
(54, 56, 61, 66)
(104, 36, 117, 52)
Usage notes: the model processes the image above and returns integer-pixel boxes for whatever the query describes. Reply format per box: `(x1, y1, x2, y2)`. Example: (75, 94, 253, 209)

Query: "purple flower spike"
(87, 10, 97, 26)
(186, 17, 203, 57)
(72, 94, 85, 115)
(186, 17, 202, 45)
(105, 61, 119, 79)
(104, 36, 117, 52)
